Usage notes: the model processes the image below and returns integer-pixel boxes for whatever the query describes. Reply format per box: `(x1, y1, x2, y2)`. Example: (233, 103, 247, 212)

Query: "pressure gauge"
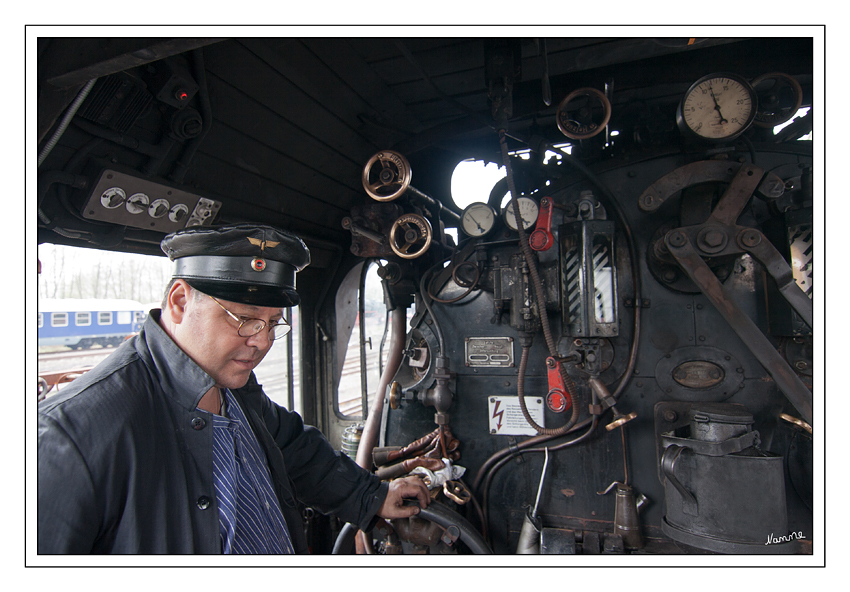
(676, 73, 757, 142)
(460, 202, 497, 238)
(502, 197, 539, 231)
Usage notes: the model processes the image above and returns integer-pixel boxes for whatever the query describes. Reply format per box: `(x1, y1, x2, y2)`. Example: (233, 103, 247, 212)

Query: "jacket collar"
(136, 309, 217, 412)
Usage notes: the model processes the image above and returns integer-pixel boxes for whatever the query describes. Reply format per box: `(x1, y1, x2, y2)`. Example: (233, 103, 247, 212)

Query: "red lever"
(545, 356, 571, 413)
(529, 197, 554, 251)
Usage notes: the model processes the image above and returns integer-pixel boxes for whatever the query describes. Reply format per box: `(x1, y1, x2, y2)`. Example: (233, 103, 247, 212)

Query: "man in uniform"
(38, 223, 429, 553)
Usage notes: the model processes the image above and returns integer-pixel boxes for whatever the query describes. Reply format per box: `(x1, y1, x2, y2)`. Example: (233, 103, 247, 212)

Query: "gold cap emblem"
(248, 237, 280, 251)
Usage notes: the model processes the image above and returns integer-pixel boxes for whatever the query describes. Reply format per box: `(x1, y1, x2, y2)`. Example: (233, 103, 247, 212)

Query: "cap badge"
(251, 258, 266, 272)
(248, 237, 280, 251)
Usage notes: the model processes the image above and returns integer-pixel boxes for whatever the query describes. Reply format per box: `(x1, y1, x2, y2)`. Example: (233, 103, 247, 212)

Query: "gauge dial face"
(461, 202, 496, 237)
(502, 197, 539, 231)
(678, 74, 757, 141)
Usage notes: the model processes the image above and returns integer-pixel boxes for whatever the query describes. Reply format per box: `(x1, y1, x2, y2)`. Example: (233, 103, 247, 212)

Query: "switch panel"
(81, 169, 221, 232)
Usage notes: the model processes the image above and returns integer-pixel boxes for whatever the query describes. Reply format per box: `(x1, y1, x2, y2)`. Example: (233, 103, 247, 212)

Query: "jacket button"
(197, 496, 211, 510)
(191, 417, 206, 430)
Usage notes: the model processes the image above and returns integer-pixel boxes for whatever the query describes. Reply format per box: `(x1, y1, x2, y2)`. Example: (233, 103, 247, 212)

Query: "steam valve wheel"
(389, 213, 432, 259)
(362, 150, 412, 201)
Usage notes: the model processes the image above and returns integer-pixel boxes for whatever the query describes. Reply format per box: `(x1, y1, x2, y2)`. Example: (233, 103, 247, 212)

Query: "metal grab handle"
(661, 445, 699, 516)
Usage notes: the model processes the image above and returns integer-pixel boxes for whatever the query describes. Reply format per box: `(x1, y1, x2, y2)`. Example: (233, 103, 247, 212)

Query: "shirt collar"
(137, 309, 218, 412)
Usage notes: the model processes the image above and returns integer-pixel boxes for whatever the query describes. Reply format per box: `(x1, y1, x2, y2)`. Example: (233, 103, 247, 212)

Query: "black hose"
(331, 501, 492, 555)
(417, 501, 492, 554)
(480, 416, 598, 539)
(331, 522, 358, 554)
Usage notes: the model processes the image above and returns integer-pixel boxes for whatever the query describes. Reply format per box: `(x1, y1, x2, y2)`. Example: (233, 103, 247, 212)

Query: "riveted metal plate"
(465, 336, 514, 367)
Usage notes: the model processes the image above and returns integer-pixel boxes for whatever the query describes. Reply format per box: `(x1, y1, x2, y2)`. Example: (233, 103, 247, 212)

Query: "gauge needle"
(709, 86, 728, 125)
(469, 215, 483, 231)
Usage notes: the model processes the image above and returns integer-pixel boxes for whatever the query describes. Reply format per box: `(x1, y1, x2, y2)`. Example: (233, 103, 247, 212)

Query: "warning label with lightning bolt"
(488, 396, 545, 436)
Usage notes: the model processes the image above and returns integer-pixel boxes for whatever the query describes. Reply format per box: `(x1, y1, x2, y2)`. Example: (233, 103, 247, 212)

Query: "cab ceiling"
(36, 36, 814, 266)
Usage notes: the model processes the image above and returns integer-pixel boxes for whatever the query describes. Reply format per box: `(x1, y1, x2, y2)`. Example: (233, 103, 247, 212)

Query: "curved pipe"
(354, 307, 407, 554)
(480, 416, 599, 537)
(332, 522, 358, 554)
(355, 307, 407, 470)
(499, 131, 578, 437)
(332, 502, 492, 555)
(416, 501, 492, 554)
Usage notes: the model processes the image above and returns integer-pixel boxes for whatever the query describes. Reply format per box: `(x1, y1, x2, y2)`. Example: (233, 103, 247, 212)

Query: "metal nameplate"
(464, 337, 514, 367)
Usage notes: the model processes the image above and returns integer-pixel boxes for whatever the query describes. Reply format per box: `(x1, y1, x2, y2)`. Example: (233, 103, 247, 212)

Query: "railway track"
(39, 337, 386, 416)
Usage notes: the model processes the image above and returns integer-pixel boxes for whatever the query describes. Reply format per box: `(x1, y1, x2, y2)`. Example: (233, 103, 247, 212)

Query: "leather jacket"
(38, 310, 387, 554)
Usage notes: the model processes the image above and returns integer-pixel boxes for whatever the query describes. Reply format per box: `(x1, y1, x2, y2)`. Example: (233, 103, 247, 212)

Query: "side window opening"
(335, 261, 389, 419)
(253, 307, 302, 416)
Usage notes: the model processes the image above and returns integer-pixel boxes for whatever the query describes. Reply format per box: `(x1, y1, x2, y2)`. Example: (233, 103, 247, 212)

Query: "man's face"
(176, 288, 283, 390)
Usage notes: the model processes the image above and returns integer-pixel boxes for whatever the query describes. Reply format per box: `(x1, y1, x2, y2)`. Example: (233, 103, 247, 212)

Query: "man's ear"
(165, 279, 192, 324)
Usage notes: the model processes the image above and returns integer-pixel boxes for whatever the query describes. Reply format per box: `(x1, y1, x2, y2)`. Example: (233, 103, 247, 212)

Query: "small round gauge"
(751, 72, 803, 128)
(460, 202, 496, 237)
(502, 197, 539, 232)
(676, 73, 757, 142)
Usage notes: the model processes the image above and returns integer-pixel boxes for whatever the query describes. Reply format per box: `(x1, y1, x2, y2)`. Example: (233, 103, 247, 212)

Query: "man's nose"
(245, 327, 273, 347)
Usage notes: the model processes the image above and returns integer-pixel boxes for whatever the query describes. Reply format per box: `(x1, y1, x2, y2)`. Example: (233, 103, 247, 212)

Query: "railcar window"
(38, 313, 43, 328)
(51, 312, 67, 327)
(98, 312, 112, 325)
(75, 312, 91, 326)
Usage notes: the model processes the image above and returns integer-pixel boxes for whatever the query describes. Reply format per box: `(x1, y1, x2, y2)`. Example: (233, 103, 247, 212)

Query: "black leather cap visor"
(161, 224, 310, 308)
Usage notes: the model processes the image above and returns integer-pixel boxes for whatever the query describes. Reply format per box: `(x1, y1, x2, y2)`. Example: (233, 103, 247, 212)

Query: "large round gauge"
(502, 197, 539, 232)
(460, 202, 497, 238)
(676, 73, 757, 142)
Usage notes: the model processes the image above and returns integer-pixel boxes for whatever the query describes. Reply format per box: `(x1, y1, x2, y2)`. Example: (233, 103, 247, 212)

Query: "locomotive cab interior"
(31, 29, 824, 566)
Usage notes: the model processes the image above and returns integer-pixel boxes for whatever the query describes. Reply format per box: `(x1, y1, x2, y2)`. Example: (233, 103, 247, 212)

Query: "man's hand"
(377, 475, 431, 519)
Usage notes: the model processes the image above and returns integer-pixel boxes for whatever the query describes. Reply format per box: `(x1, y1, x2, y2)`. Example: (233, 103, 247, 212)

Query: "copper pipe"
(355, 307, 407, 553)
(355, 307, 407, 470)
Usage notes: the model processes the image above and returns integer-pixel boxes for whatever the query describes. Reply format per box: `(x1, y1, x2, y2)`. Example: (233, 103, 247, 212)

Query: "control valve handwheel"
(389, 213, 432, 259)
(362, 150, 412, 201)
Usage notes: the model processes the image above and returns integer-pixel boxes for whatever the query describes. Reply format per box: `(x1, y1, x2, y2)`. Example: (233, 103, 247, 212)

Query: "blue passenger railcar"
(38, 299, 146, 349)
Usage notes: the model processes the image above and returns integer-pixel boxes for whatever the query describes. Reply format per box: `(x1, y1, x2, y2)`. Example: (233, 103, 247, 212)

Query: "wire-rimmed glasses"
(206, 295, 291, 341)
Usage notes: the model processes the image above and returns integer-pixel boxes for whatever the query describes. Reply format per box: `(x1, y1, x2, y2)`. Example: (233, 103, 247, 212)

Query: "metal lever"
(545, 356, 571, 413)
(529, 197, 555, 251)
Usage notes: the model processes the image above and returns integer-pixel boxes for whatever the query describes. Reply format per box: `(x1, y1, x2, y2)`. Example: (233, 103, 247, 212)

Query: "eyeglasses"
(206, 295, 291, 341)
